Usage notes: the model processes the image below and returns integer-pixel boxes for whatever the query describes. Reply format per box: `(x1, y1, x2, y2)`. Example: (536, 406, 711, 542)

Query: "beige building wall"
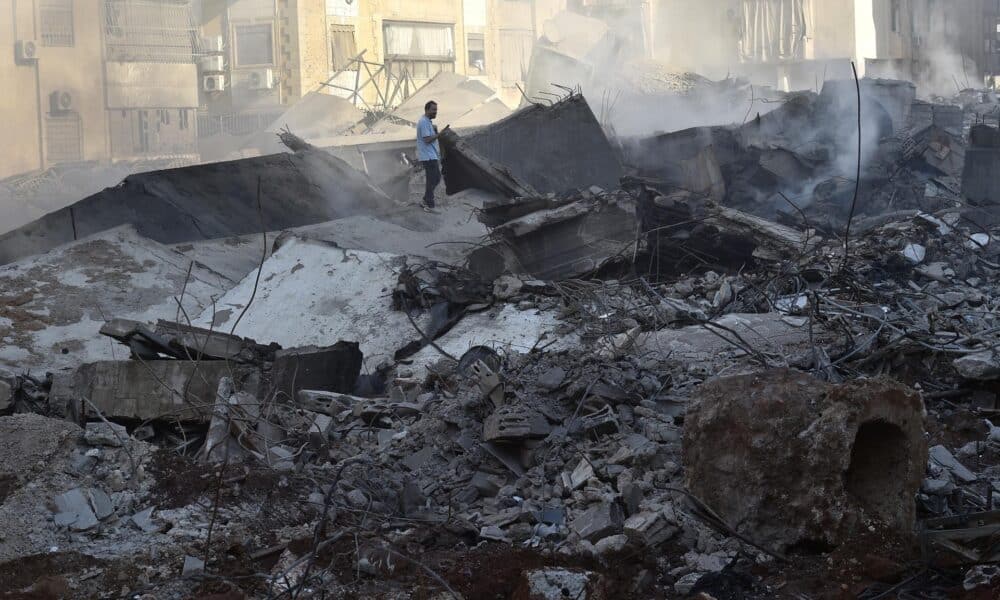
(282, 0, 331, 98)
(0, 0, 108, 179)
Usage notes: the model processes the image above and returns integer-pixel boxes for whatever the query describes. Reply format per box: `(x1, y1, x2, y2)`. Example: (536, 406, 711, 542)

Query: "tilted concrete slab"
(0, 225, 232, 373)
(0, 148, 393, 266)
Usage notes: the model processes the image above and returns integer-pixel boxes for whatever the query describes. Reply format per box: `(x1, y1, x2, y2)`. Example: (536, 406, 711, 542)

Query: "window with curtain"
(499, 30, 532, 84)
(383, 22, 455, 60)
(738, 0, 808, 63)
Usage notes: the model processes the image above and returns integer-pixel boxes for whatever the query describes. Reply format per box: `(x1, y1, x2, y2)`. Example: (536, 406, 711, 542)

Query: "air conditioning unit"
(202, 35, 224, 53)
(200, 55, 224, 72)
(49, 90, 72, 114)
(203, 74, 226, 92)
(248, 68, 275, 90)
(15, 40, 38, 63)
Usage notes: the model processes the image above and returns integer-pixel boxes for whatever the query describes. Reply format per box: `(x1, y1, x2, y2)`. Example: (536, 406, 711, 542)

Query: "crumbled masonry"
(4, 74, 1000, 599)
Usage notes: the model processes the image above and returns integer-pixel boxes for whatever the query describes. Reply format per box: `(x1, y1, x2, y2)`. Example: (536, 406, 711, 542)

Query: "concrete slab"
(448, 95, 623, 196)
(0, 149, 393, 266)
(194, 237, 432, 370)
(51, 360, 259, 422)
(196, 236, 578, 376)
(0, 225, 231, 373)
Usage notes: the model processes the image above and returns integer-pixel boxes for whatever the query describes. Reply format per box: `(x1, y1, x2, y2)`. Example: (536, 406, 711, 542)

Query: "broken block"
(53, 488, 99, 531)
(483, 405, 551, 442)
(52, 360, 260, 422)
(0, 379, 11, 411)
(272, 341, 363, 400)
(84, 421, 128, 447)
(571, 502, 623, 543)
(623, 510, 677, 547)
(683, 369, 927, 552)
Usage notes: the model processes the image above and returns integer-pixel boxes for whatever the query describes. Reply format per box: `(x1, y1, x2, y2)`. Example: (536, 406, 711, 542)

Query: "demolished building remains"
(6, 29, 1000, 600)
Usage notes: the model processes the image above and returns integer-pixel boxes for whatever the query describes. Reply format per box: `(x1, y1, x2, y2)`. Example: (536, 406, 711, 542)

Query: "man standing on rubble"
(416, 101, 449, 213)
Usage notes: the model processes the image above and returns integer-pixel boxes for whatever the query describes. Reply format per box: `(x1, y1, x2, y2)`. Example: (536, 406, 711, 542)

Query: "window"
(330, 25, 357, 70)
(40, 0, 74, 47)
(384, 21, 455, 83)
(45, 113, 82, 164)
(104, 0, 197, 63)
(468, 33, 485, 72)
(179, 109, 189, 130)
(234, 23, 274, 66)
(891, 0, 901, 33)
(384, 21, 455, 60)
(499, 30, 532, 84)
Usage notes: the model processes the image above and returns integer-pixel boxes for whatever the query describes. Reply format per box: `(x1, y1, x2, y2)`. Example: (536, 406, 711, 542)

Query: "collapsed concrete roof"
(241, 91, 366, 154)
(191, 235, 574, 375)
(366, 72, 510, 134)
(443, 94, 623, 197)
(0, 148, 394, 266)
(0, 225, 230, 373)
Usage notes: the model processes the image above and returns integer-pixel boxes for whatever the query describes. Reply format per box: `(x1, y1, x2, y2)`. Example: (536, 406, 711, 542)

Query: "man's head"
(425, 101, 438, 120)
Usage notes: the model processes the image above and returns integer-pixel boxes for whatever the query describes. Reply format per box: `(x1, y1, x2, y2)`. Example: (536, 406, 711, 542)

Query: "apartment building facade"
(0, 0, 200, 180)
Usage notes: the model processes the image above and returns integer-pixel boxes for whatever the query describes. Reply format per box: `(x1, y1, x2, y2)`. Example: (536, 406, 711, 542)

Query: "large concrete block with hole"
(683, 369, 926, 553)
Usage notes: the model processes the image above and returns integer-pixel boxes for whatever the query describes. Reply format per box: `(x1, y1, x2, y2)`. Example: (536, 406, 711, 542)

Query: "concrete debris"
(953, 351, 1000, 381)
(52, 360, 260, 422)
(181, 555, 205, 577)
(929, 445, 978, 483)
(5, 63, 1000, 599)
(83, 422, 128, 447)
(571, 502, 624, 543)
(520, 568, 604, 600)
(684, 369, 927, 552)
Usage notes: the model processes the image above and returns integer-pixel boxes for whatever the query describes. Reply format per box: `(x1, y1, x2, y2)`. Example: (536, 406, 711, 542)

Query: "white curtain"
(384, 23, 454, 58)
(385, 24, 415, 56)
(739, 0, 808, 63)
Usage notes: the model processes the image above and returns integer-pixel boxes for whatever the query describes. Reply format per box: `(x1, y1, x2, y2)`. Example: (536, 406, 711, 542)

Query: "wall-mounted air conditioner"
(200, 55, 225, 72)
(49, 90, 72, 114)
(203, 75, 226, 92)
(15, 40, 38, 63)
(248, 68, 275, 90)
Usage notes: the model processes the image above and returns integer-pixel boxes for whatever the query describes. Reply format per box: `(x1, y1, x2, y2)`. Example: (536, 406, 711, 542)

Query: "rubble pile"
(4, 79, 1000, 599)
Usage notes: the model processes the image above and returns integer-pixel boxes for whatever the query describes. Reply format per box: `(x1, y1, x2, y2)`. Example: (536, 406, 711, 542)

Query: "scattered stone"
(537, 367, 567, 391)
(182, 556, 205, 577)
(346, 489, 368, 508)
(964, 564, 1000, 591)
(402, 446, 435, 472)
(594, 533, 628, 556)
(83, 421, 128, 447)
(0, 380, 11, 411)
(53, 488, 99, 531)
(131, 507, 162, 533)
(674, 572, 703, 595)
(954, 351, 1000, 381)
(624, 510, 677, 546)
(921, 477, 955, 496)
(521, 568, 599, 600)
(86, 488, 114, 520)
(563, 458, 594, 491)
(570, 502, 623, 543)
(929, 445, 977, 483)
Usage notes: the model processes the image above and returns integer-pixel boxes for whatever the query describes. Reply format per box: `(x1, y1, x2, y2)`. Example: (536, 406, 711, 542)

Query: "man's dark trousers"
(423, 160, 441, 208)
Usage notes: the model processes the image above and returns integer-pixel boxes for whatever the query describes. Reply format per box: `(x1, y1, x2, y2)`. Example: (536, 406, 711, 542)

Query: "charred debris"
(4, 76, 1000, 599)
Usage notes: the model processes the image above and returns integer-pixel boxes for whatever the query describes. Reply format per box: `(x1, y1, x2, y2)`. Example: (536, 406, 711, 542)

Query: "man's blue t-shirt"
(416, 115, 440, 161)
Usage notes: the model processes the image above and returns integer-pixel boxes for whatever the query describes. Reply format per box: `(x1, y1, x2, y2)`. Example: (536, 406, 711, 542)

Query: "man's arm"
(422, 124, 450, 144)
